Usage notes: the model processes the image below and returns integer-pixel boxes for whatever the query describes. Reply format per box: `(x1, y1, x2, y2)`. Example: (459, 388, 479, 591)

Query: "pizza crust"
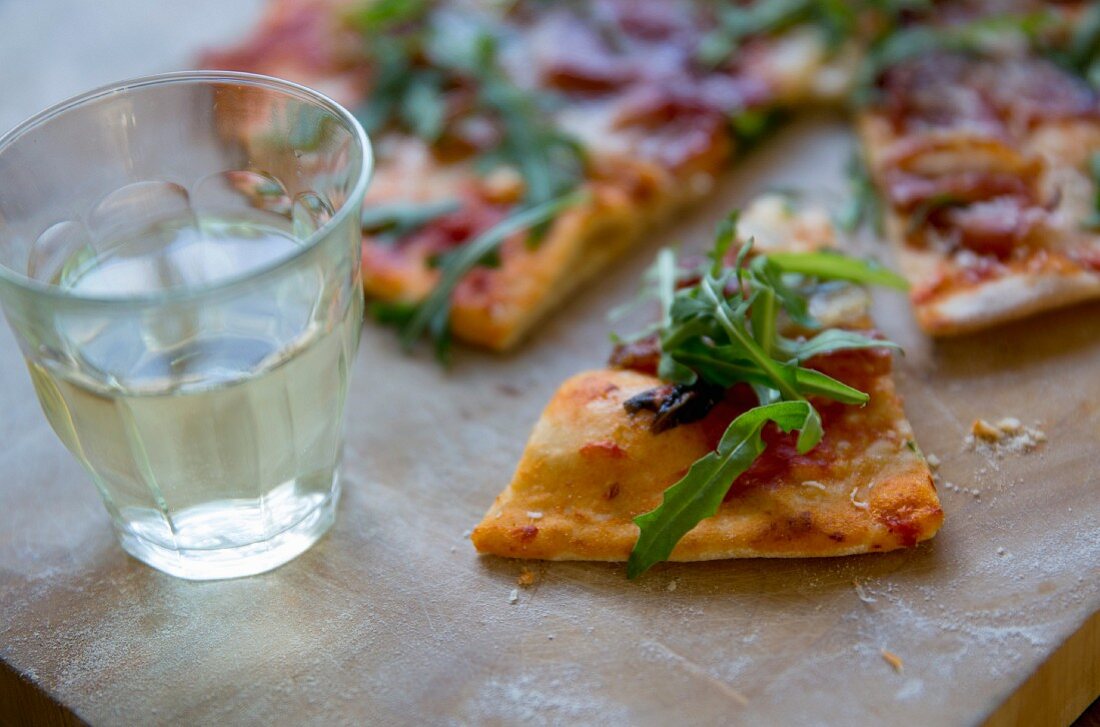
(471, 369, 942, 561)
(913, 266, 1100, 336)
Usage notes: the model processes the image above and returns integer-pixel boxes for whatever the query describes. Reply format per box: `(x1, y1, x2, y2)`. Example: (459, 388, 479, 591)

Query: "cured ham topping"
(608, 336, 661, 375)
(368, 194, 508, 260)
(528, 1, 775, 170)
(882, 169, 1033, 213)
(200, 1, 364, 97)
(878, 52, 1100, 136)
(938, 196, 1044, 257)
(878, 52, 1004, 136)
(979, 57, 1100, 129)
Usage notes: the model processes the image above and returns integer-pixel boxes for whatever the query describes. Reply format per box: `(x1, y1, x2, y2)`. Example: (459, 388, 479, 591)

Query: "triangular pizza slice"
(472, 195, 942, 572)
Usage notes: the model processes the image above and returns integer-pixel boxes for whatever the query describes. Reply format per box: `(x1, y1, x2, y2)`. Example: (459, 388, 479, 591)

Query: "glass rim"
(0, 70, 373, 307)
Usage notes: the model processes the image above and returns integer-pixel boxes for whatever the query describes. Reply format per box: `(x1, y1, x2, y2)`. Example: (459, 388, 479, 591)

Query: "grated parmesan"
(849, 487, 870, 510)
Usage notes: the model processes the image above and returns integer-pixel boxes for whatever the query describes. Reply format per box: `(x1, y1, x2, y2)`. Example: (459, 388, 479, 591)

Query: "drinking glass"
(0, 72, 372, 579)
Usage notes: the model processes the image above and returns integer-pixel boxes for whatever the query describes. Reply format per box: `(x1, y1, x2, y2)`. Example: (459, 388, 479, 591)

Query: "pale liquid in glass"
(27, 215, 360, 578)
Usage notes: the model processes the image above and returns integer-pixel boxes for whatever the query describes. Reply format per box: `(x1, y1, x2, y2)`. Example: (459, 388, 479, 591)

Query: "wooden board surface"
(1, 4, 1098, 725)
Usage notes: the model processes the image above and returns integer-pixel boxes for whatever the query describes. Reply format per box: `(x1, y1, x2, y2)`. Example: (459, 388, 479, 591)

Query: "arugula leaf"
(345, 0, 432, 32)
(776, 328, 901, 362)
(627, 400, 820, 578)
(349, 8, 585, 211)
(399, 71, 447, 142)
(765, 250, 909, 289)
(474, 46, 587, 208)
(698, 0, 865, 70)
(1068, 3, 1100, 74)
(1068, 4, 1100, 86)
(673, 350, 869, 405)
(836, 152, 882, 234)
(1085, 152, 1100, 231)
(361, 199, 460, 239)
(730, 108, 784, 148)
(620, 211, 909, 577)
(392, 189, 586, 361)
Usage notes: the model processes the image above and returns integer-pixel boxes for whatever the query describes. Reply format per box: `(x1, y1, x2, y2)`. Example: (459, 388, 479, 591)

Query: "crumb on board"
(667, 579, 678, 592)
(925, 453, 941, 469)
(462, 529, 472, 539)
(881, 649, 904, 674)
(508, 588, 519, 605)
(853, 579, 877, 604)
(966, 418, 1046, 455)
(517, 567, 538, 588)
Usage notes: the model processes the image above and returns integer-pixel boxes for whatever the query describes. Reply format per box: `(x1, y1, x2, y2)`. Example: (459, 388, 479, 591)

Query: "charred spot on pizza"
(579, 440, 629, 459)
(511, 525, 540, 543)
(623, 382, 725, 434)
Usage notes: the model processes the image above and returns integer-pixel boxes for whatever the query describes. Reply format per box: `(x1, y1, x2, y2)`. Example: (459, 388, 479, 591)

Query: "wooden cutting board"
(0, 6, 1097, 725)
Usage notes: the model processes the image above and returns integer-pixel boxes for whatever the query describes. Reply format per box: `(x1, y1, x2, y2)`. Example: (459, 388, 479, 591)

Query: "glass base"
(115, 478, 339, 580)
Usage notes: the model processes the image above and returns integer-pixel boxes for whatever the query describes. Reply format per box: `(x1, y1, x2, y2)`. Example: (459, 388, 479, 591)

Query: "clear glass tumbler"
(0, 72, 372, 579)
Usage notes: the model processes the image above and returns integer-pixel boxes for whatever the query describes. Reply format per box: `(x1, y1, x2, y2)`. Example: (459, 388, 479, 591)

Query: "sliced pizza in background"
(205, 0, 1100, 347)
(471, 195, 942, 574)
(856, 7, 1100, 334)
(203, 0, 865, 353)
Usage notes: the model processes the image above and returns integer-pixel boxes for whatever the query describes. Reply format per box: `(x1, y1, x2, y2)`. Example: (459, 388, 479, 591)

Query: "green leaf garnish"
(776, 328, 901, 362)
(348, 5, 585, 209)
(622, 212, 907, 577)
(1085, 151, 1100, 231)
(391, 189, 586, 361)
(836, 152, 882, 234)
(763, 250, 909, 289)
(697, 0, 856, 68)
(729, 108, 785, 148)
(345, 0, 432, 32)
(1043, 2, 1100, 86)
(627, 400, 820, 578)
(360, 199, 461, 240)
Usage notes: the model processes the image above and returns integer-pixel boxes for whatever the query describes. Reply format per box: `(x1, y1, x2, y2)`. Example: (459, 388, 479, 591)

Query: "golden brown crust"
(471, 369, 942, 561)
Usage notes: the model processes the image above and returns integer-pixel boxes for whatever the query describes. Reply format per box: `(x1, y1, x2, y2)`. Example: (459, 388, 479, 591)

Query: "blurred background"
(0, 0, 263, 132)
(0, 2, 1097, 724)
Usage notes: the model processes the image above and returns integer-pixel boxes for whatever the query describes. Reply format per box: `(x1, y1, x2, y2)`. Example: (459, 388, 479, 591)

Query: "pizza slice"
(855, 10, 1100, 335)
(203, 0, 865, 353)
(471, 195, 943, 575)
